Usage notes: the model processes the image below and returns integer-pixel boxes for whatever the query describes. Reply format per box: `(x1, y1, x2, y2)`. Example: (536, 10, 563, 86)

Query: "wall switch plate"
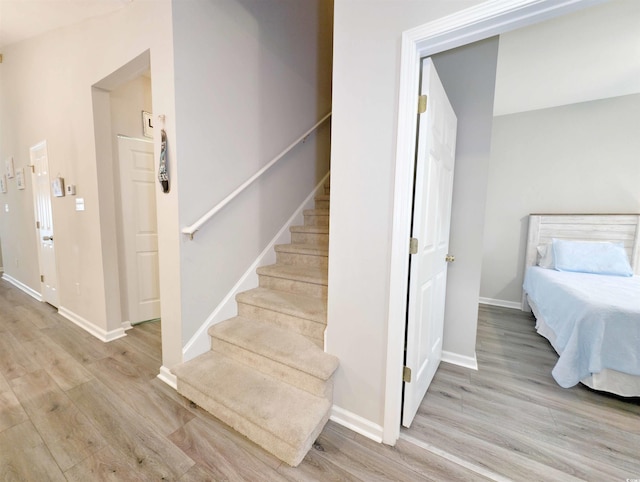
(75, 198, 85, 211)
(66, 184, 76, 195)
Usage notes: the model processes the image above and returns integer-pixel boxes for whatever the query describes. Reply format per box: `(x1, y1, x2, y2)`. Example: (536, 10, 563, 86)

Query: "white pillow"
(552, 238, 633, 277)
(536, 243, 555, 269)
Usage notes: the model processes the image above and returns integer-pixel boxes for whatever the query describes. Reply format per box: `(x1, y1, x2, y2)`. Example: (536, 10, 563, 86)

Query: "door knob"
(445, 254, 455, 262)
(42, 236, 53, 241)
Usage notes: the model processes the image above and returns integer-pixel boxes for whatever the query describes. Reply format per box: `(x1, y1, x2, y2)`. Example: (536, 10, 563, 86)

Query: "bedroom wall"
(480, 0, 640, 307)
(171, 0, 333, 347)
(481, 93, 640, 305)
(431, 37, 499, 364)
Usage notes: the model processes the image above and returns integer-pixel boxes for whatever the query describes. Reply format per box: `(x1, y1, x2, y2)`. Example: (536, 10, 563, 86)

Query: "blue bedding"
(523, 266, 640, 388)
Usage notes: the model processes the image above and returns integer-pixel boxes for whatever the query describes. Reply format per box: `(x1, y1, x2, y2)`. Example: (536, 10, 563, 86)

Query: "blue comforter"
(523, 267, 640, 388)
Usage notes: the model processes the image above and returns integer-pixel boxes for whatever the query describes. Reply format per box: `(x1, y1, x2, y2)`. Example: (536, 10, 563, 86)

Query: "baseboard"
(1, 273, 42, 301)
(478, 297, 521, 310)
(182, 172, 331, 362)
(330, 405, 384, 443)
(157, 366, 177, 389)
(442, 350, 478, 370)
(58, 306, 127, 342)
(121, 321, 133, 331)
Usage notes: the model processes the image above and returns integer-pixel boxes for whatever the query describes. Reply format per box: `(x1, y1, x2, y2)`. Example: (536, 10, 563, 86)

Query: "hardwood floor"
(1, 278, 639, 481)
(403, 304, 640, 482)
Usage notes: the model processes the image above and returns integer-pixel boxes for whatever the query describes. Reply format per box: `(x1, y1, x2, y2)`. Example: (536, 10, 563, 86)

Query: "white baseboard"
(182, 172, 331, 362)
(330, 405, 384, 443)
(121, 321, 133, 331)
(478, 297, 521, 310)
(442, 350, 478, 370)
(58, 306, 127, 342)
(2, 273, 42, 301)
(157, 366, 177, 389)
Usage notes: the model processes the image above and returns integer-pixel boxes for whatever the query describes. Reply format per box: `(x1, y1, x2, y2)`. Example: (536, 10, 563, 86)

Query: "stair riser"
(276, 251, 328, 268)
(259, 274, 327, 299)
(177, 379, 328, 467)
(291, 232, 329, 246)
(237, 303, 325, 343)
(210, 339, 332, 398)
(304, 214, 329, 227)
(314, 200, 329, 210)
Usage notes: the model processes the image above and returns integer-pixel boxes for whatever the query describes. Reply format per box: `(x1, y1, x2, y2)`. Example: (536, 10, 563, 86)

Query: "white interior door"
(402, 58, 457, 427)
(30, 141, 59, 308)
(117, 136, 160, 325)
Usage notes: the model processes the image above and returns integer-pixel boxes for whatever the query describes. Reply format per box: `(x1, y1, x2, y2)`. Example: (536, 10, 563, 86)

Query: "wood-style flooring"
(1, 278, 639, 480)
(403, 304, 640, 482)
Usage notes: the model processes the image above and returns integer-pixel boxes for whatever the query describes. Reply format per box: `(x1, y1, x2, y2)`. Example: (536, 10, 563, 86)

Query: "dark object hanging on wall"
(158, 129, 169, 193)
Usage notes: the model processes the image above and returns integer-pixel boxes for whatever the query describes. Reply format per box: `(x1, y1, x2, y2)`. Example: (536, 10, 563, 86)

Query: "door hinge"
(36, 221, 40, 229)
(40, 275, 44, 282)
(403, 366, 412, 383)
(409, 237, 418, 255)
(418, 95, 427, 114)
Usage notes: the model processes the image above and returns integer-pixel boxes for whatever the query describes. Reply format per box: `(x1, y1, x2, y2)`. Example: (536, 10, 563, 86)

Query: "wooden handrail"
(182, 112, 331, 239)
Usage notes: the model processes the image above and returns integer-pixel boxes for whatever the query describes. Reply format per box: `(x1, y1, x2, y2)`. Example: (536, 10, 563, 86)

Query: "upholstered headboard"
(522, 214, 640, 310)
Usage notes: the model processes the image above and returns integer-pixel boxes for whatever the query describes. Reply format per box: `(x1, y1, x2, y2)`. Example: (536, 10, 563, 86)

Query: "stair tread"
(257, 264, 327, 285)
(315, 194, 330, 201)
(209, 316, 338, 380)
(237, 287, 326, 323)
(289, 225, 328, 234)
(303, 209, 329, 215)
(275, 243, 328, 256)
(173, 351, 330, 446)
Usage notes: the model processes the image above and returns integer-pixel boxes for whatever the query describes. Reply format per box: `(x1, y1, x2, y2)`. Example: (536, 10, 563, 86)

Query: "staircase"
(172, 179, 338, 467)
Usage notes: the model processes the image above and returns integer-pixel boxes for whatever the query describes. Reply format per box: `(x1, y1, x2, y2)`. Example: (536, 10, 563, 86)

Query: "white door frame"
(383, 0, 605, 444)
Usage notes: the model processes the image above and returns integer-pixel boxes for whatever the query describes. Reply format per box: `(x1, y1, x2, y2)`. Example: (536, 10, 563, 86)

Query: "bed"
(521, 214, 640, 397)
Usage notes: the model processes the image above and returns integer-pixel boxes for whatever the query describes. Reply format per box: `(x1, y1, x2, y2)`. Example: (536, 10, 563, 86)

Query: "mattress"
(523, 266, 640, 395)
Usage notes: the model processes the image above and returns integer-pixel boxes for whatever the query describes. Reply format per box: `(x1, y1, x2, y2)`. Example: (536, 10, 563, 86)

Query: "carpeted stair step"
(208, 317, 338, 397)
(257, 264, 327, 298)
(290, 225, 329, 246)
(314, 193, 330, 210)
(275, 243, 328, 268)
(237, 288, 326, 344)
(173, 351, 331, 467)
(303, 209, 329, 227)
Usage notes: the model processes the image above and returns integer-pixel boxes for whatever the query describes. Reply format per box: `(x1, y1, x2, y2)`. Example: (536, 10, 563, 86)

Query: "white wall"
(481, 94, 640, 304)
(0, 1, 180, 359)
(327, 0, 485, 433)
(480, 0, 640, 306)
(171, 0, 333, 347)
(432, 37, 499, 363)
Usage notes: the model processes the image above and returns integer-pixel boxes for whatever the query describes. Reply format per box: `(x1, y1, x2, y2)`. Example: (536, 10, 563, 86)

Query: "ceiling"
(0, 0, 131, 48)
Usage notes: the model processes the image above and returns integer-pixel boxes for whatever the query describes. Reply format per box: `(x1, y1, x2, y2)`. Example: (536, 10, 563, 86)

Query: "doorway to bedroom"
(385, 2, 638, 444)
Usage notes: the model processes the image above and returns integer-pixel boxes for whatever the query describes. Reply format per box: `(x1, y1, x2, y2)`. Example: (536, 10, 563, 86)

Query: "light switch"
(75, 198, 85, 211)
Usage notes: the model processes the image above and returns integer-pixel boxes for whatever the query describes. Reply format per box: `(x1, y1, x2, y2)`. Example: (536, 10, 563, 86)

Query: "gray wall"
(171, 0, 333, 343)
(432, 37, 500, 361)
(481, 93, 640, 304)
